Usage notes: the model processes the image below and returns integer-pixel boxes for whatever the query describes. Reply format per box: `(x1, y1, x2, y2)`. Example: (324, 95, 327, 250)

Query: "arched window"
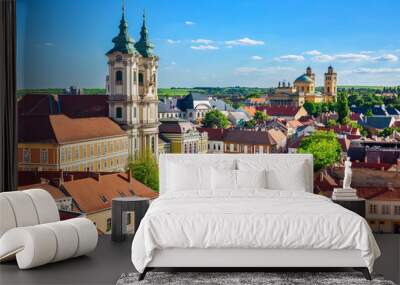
(138, 73, 144, 86)
(116, 70, 123, 84)
(327, 87, 330, 93)
(115, 107, 123, 119)
(151, 137, 155, 153)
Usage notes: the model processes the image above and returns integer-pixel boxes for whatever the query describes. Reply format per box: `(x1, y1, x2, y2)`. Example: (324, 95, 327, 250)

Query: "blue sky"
(17, 0, 400, 89)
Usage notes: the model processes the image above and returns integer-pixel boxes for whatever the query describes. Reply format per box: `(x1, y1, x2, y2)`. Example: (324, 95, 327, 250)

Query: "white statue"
(343, 157, 352, 190)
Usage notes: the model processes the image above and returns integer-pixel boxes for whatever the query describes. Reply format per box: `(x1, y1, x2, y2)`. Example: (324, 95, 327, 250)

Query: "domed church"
(269, 66, 337, 107)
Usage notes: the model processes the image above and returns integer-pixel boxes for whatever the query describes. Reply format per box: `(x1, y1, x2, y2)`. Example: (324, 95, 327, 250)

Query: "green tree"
(326, 119, 337, 127)
(337, 92, 350, 125)
(253, 110, 268, 122)
(379, 127, 400, 137)
(298, 131, 341, 171)
(365, 109, 373, 117)
(128, 151, 159, 192)
(245, 119, 256, 129)
(203, 109, 229, 128)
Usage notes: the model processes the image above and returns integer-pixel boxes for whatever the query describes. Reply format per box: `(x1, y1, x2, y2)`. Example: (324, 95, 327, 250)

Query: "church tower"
(324, 65, 337, 102)
(306, 66, 315, 82)
(106, 4, 159, 159)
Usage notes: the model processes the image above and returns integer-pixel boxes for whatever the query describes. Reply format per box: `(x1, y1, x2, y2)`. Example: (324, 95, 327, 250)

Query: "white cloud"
(372, 54, 398, 62)
(171, 61, 177, 65)
(225, 37, 265, 46)
(185, 21, 195, 25)
(191, 39, 214, 44)
(44, 42, 54, 47)
(312, 52, 398, 62)
(190, 45, 219, 50)
(335, 53, 371, 61)
(345, 67, 400, 74)
(236, 66, 296, 73)
(166, 39, 181, 44)
(312, 54, 336, 62)
(251, 55, 263, 60)
(360, 50, 375, 54)
(312, 53, 370, 62)
(303, 50, 321, 56)
(225, 45, 233, 49)
(275, 55, 305, 61)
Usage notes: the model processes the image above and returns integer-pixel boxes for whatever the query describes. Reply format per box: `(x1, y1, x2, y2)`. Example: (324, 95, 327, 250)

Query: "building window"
(75, 147, 79, 160)
(104, 159, 107, 168)
(110, 143, 114, 153)
(23, 148, 31, 163)
(104, 143, 108, 153)
(381, 205, 390, 215)
(133, 71, 137, 84)
(394, 206, 400, 215)
(67, 148, 72, 161)
(60, 149, 65, 162)
(116, 107, 123, 119)
(151, 137, 155, 153)
(127, 212, 131, 224)
(369, 204, 377, 214)
(138, 73, 144, 86)
(83, 146, 87, 157)
(116, 70, 123, 84)
(106, 218, 112, 232)
(99, 195, 108, 203)
(133, 107, 137, 118)
(40, 149, 48, 163)
(90, 145, 94, 157)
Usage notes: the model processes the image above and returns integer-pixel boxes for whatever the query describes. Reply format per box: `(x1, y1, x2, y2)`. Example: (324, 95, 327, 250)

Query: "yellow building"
(18, 114, 129, 172)
(158, 118, 208, 153)
(269, 66, 337, 106)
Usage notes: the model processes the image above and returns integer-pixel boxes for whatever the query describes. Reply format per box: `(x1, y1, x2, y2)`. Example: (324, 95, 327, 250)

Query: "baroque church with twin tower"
(106, 5, 159, 159)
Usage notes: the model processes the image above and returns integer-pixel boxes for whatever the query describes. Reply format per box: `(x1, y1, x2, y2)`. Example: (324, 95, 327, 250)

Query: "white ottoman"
(0, 189, 98, 269)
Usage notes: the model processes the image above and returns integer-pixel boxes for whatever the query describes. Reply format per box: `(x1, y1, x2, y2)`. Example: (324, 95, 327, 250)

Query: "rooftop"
(18, 114, 126, 144)
(256, 105, 305, 117)
(294, 74, 314, 84)
(62, 172, 157, 214)
(223, 129, 276, 145)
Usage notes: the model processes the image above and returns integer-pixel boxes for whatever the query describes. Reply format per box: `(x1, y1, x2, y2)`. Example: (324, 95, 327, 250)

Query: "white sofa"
(0, 189, 98, 269)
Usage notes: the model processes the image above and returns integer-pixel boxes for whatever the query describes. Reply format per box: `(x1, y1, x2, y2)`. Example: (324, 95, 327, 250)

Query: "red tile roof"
(19, 114, 126, 144)
(18, 183, 67, 200)
(18, 94, 108, 118)
(62, 172, 158, 213)
(256, 106, 303, 117)
(286, 120, 303, 129)
(223, 129, 275, 145)
(197, 128, 225, 140)
(338, 137, 351, 152)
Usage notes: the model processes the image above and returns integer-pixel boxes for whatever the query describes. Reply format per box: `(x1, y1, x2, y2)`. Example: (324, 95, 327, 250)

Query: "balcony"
(1, 234, 399, 285)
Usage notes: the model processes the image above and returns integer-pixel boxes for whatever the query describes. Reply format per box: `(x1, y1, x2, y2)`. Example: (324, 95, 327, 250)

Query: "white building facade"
(106, 9, 159, 158)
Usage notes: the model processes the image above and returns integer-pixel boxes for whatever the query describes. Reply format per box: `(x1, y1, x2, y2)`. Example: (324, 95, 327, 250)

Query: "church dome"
(294, 74, 313, 84)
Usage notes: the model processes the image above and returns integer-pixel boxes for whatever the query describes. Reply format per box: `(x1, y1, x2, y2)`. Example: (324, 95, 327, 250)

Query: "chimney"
(94, 173, 101, 182)
(59, 169, 64, 185)
(126, 169, 131, 183)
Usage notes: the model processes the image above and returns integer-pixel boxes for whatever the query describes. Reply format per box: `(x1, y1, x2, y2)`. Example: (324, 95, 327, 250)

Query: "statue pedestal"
(332, 188, 359, 200)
